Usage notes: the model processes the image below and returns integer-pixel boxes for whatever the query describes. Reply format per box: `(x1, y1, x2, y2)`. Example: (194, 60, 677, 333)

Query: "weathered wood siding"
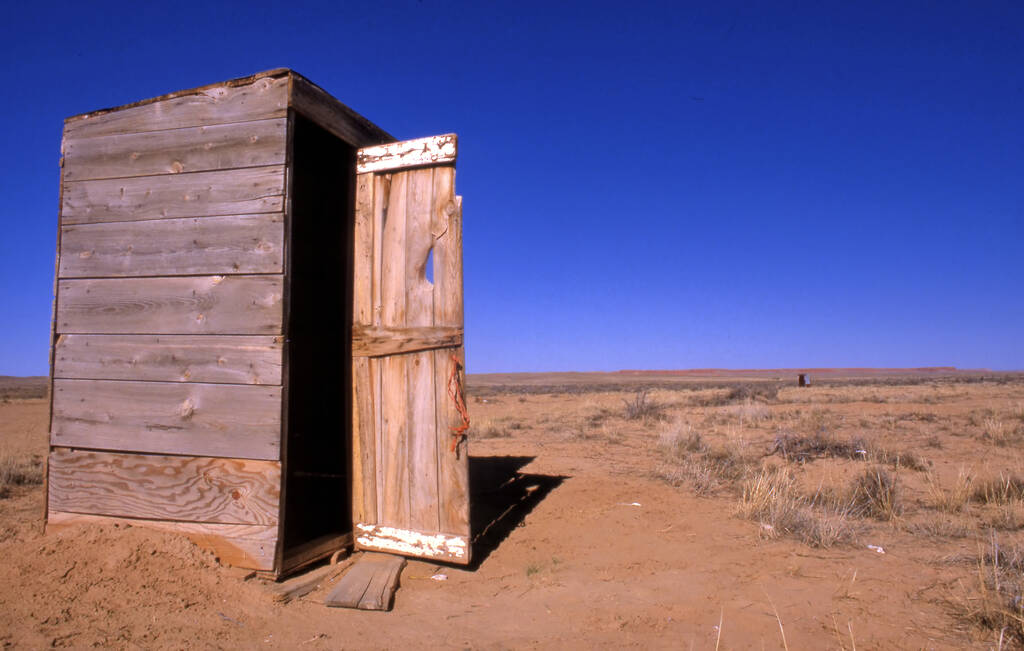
(49, 72, 290, 568)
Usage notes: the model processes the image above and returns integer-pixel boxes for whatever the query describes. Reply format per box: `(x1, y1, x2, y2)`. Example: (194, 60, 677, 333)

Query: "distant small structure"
(798, 373, 810, 387)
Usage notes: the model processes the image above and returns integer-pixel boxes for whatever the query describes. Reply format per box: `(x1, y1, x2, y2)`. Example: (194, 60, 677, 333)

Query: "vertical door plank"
(405, 168, 439, 533)
(432, 175, 470, 536)
(351, 173, 375, 525)
(380, 173, 410, 529)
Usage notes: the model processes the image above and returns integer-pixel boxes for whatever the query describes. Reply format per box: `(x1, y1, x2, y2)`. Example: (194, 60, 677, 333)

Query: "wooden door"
(350, 134, 470, 564)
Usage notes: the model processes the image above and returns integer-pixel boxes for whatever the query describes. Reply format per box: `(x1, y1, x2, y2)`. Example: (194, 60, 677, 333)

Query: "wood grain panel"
(46, 511, 277, 570)
(64, 73, 289, 139)
(54, 334, 282, 384)
(59, 213, 284, 278)
(51, 379, 281, 459)
(290, 75, 393, 147)
(62, 165, 285, 225)
(63, 118, 287, 181)
(57, 275, 283, 335)
(48, 449, 281, 525)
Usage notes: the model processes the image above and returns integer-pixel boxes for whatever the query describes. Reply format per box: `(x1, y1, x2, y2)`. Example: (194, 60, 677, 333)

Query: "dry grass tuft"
(926, 468, 975, 513)
(736, 469, 856, 548)
(849, 467, 901, 520)
(0, 452, 44, 499)
(950, 535, 1024, 646)
(654, 422, 754, 495)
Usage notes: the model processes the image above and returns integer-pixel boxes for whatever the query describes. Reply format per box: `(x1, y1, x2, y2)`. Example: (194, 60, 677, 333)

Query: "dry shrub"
(905, 517, 973, 539)
(770, 430, 867, 462)
(768, 431, 928, 471)
(472, 419, 512, 439)
(849, 467, 901, 520)
(872, 447, 929, 471)
(694, 383, 781, 407)
(658, 422, 707, 457)
(973, 474, 1024, 505)
(622, 390, 666, 422)
(926, 468, 974, 513)
(0, 453, 44, 499)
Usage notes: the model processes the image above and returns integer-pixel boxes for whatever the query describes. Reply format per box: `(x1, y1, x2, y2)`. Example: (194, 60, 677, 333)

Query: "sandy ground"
(2, 374, 1024, 648)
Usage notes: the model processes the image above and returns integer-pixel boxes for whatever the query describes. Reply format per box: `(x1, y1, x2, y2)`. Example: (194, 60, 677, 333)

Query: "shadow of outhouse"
(468, 456, 566, 569)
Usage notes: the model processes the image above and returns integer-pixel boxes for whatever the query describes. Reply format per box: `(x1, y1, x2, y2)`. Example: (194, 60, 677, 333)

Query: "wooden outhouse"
(45, 69, 471, 578)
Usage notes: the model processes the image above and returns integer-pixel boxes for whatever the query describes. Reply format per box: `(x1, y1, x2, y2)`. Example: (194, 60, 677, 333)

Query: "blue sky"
(1, 1, 1021, 375)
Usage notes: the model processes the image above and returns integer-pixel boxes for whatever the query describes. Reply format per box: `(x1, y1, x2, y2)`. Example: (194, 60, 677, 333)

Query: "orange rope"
(446, 354, 470, 454)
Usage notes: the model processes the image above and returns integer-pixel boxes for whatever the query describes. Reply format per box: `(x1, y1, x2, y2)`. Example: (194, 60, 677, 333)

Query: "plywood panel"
(63, 118, 287, 181)
(64, 73, 289, 139)
(48, 449, 280, 525)
(57, 275, 283, 335)
(62, 165, 285, 225)
(51, 379, 281, 460)
(54, 334, 282, 384)
(59, 213, 284, 278)
(46, 511, 277, 570)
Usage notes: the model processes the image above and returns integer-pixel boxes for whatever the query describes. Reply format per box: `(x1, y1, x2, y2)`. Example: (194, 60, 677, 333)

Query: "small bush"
(623, 390, 666, 422)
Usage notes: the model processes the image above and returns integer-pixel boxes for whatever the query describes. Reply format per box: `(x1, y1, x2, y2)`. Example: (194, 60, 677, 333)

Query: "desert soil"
(2, 372, 1024, 649)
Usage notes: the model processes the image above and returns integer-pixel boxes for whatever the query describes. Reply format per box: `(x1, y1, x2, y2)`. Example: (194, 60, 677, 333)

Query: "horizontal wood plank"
(51, 379, 281, 459)
(46, 511, 277, 570)
(63, 118, 287, 182)
(64, 73, 289, 139)
(351, 325, 463, 357)
(48, 449, 281, 525)
(59, 213, 284, 278)
(324, 552, 406, 610)
(54, 334, 283, 384)
(356, 134, 457, 173)
(62, 165, 285, 225)
(290, 75, 393, 147)
(57, 275, 283, 335)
